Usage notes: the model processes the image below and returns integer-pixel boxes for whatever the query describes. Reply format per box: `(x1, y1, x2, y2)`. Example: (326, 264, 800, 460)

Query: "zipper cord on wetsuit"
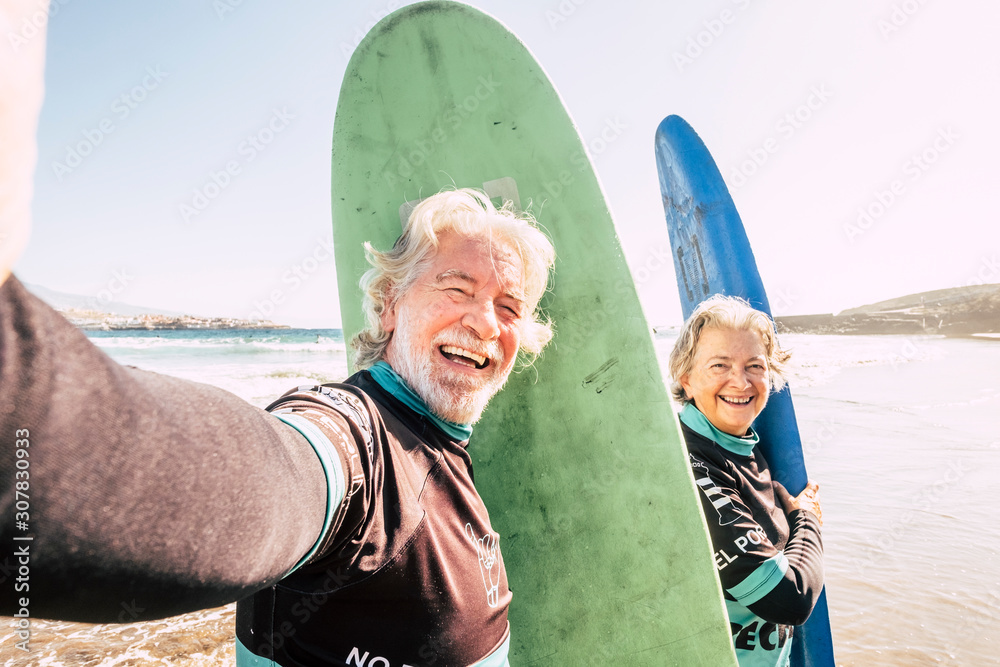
(368, 361, 474, 442)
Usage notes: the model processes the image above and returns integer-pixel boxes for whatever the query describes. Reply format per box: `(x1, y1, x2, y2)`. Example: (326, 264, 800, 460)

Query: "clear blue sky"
(17, 0, 1000, 327)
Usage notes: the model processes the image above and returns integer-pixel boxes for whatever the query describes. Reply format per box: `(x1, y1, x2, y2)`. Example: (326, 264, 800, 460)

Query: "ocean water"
(80, 329, 349, 409)
(2, 330, 998, 665)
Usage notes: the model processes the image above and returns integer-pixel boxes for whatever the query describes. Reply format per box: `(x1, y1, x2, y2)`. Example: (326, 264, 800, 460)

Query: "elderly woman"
(669, 295, 824, 667)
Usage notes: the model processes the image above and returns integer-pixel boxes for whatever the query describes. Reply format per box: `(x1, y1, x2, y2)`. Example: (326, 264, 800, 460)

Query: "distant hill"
(839, 283, 1000, 318)
(25, 283, 286, 330)
(23, 282, 184, 317)
(776, 284, 1000, 335)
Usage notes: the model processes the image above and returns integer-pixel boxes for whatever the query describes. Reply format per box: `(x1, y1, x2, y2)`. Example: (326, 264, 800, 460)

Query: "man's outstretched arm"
(0, 276, 332, 622)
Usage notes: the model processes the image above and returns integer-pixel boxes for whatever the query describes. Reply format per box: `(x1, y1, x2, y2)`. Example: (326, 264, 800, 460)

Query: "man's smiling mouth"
(440, 345, 489, 369)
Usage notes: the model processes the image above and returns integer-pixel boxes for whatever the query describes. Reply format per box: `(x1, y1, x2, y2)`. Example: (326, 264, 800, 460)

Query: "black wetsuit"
(0, 276, 510, 666)
(679, 404, 823, 667)
(238, 376, 511, 665)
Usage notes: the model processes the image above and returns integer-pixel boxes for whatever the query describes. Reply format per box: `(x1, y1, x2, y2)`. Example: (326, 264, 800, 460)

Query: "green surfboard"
(331, 3, 736, 664)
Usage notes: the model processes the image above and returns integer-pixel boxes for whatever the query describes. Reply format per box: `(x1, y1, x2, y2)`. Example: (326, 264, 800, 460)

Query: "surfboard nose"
(656, 113, 695, 138)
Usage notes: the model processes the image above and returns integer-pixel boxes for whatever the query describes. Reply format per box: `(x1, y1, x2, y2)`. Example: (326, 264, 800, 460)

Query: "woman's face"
(680, 327, 770, 437)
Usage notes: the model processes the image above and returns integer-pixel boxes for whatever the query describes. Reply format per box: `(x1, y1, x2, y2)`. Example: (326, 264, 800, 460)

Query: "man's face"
(382, 231, 526, 424)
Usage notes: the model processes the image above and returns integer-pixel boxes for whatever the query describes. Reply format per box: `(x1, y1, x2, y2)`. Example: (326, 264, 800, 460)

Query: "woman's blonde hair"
(668, 295, 790, 402)
(352, 188, 556, 369)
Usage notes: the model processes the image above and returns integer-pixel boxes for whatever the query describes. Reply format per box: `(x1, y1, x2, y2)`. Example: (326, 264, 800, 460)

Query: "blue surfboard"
(654, 114, 835, 667)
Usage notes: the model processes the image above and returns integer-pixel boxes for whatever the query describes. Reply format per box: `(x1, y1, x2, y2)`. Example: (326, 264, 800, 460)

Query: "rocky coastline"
(61, 308, 287, 331)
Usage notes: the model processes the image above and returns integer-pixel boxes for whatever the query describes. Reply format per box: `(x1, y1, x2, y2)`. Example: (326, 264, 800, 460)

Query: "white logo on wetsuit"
(466, 523, 501, 608)
(690, 454, 741, 526)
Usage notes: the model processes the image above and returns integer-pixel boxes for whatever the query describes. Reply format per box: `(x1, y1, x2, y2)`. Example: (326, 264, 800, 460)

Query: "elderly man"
(0, 5, 555, 664)
(0, 188, 555, 666)
(235, 189, 555, 666)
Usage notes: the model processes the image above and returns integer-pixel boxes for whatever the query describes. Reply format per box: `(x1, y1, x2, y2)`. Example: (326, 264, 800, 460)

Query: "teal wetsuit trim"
(471, 633, 511, 667)
(724, 599, 793, 667)
(272, 411, 345, 574)
(237, 636, 281, 666)
(368, 361, 473, 441)
(728, 553, 790, 607)
(679, 402, 758, 456)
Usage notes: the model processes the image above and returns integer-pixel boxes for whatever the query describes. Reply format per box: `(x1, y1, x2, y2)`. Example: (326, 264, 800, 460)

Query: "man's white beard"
(387, 309, 512, 425)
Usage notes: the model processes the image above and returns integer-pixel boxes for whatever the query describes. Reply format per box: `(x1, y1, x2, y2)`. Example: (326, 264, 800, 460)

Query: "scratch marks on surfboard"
(583, 358, 620, 393)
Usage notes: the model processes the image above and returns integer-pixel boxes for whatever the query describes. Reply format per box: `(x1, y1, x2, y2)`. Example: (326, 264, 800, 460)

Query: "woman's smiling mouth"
(719, 395, 753, 405)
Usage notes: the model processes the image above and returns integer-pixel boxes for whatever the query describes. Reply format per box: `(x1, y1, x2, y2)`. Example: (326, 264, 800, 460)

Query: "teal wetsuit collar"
(679, 402, 758, 457)
(368, 361, 474, 442)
